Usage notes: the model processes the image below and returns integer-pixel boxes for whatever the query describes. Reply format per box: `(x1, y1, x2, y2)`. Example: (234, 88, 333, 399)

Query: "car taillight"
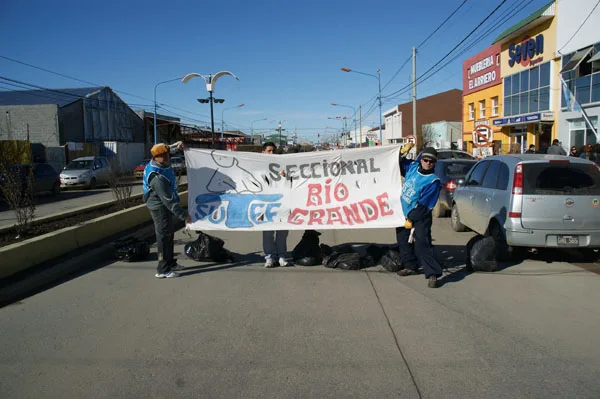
(446, 180, 457, 192)
(512, 163, 523, 195)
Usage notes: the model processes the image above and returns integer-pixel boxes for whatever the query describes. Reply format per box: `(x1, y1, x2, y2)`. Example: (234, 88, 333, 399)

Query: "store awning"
(560, 46, 594, 73)
(588, 51, 600, 63)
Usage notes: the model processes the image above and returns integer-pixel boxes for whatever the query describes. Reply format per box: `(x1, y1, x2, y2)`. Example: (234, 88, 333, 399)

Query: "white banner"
(185, 146, 404, 231)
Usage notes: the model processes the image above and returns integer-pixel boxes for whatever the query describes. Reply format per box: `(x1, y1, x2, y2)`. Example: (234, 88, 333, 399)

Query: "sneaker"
(278, 257, 289, 267)
(264, 259, 276, 268)
(172, 264, 185, 271)
(155, 271, 180, 279)
(428, 276, 438, 288)
(397, 268, 416, 276)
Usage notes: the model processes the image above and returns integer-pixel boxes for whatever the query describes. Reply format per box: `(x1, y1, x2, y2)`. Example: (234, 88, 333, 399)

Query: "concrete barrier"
(0, 191, 188, 280)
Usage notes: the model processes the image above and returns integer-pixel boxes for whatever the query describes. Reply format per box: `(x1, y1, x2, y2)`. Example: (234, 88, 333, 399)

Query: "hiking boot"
(279, 257, 290, 267)
(264, 259, 276, 268)
(428, 276, 438, 288)
(397, 268, 416, 276)
(155, 271, 180, 279)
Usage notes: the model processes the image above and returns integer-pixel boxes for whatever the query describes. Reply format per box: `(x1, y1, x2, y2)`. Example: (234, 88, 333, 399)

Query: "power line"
(557, 0, 600, 53)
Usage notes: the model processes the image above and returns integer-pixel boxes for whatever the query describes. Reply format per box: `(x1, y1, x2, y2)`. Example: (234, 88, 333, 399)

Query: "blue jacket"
(143, 160, 179, 202)
(400, 158, 441, 220)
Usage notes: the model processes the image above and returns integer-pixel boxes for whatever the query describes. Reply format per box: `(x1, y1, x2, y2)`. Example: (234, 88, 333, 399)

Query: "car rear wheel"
(451, 204, 466, 232)
(88, 178, 97, 190)
(581, 248, 600, 262)
(488, 221, 510, 261)
(51, 182, 60, 196)
(433, 200, 446, 218)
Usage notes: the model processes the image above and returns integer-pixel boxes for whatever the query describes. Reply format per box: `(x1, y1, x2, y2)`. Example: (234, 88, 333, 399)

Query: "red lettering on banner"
(288, 208, 308, 225)
(334, 183, 349, 202)
(326, 207, 345, 225)
(376, 193, 393, 216)
(359, 199, 379, 221)
(307, 184, 322, 206)
(342, 204, 364, 226)
(308, 209, 326, 225)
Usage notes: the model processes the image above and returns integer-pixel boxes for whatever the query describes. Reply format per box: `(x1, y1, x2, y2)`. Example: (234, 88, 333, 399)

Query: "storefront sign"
(508, 34, 544, 67)
(463, 44, 501, 95)
(493, 112, 554, 126)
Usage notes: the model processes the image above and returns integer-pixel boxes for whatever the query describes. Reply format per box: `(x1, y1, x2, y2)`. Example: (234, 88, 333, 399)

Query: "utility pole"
(358, 105, 362, 147)
(412, 46, 417, 148)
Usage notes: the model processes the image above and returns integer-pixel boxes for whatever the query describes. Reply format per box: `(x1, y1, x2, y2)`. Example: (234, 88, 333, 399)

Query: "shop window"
(504, 96, 511, 116)
(491, 96, 499, 116)
(468, 103, 474, 120)
(592, 74, 600, 103)
(511, 94, 519, 116)
(529, 89, 539, 112)
(520, 92, 529, 114)
(539, 62, 550, 87)
(503, 61, 551, 116)
(520, 70, 529, 92)
(569, 117, 598, 150)
(512, 73, 520, 94)
(539, 87, 550, 111)
(479, 100, 486, 119)
(529, 66, 539, 90)
(504, 76, 512, 97)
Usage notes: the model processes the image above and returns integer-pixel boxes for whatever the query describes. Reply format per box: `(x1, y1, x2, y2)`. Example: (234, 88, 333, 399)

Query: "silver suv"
(60, 156, 111, 189)
(451, 154, 600, 259)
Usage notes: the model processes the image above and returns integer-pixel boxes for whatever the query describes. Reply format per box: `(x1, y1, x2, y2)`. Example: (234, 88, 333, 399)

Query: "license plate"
(557, 235, 579, 246)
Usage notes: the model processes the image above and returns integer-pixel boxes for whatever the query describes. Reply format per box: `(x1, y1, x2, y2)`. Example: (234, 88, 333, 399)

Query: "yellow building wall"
(498, 14, 560, 148)
(462, 84, 503, 153)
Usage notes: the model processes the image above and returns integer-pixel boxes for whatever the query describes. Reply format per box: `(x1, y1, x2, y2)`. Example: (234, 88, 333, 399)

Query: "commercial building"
(556, 0, 600, 151)
(492, 1, 558, 154)
(462, 44, 503, 155)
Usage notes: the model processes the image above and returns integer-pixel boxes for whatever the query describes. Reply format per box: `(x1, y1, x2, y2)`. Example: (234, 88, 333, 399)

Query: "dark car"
(0, 163, 61, 198)
(432, 159, 477, 217)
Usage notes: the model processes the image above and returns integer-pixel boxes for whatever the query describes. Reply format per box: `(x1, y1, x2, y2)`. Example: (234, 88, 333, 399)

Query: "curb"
(0, 191, 188, 280)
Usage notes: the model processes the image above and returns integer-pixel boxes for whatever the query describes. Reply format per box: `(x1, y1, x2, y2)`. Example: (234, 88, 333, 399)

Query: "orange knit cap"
(150, 143, 169, 157)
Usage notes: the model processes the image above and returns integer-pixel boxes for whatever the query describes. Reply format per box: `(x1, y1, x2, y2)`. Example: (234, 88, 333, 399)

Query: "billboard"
(462, 44, 502, 95)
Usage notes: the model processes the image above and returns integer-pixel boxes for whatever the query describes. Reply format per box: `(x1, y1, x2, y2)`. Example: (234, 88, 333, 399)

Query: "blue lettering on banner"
(493, 113, 542, 126)
(195, 193, 284, 228)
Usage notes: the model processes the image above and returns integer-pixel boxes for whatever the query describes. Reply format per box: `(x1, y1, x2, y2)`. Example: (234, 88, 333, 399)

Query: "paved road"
(1, 219, 600, 398)
(0, 176, 187, 229)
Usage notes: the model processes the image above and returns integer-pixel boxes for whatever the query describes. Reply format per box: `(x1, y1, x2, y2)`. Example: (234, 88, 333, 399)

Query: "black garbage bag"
(366, 244, 388, 262)
(292, 230, 322, 266)
(323, 251, 362, 270)
(115, 237, 150, 262)
(320, 244, 333, 257)
(380, 249, 402, 272)
(466, 235, 497, 272)
(184, 232, 234, 262)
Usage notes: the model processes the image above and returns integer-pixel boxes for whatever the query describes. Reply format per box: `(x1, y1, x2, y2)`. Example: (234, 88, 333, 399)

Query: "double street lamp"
(341, 67, 382, 145)
(154, 76, 183, 145)
(332, 102, 360, 147)
(221, 103, 245, 139)
(182, 71, 239, 148)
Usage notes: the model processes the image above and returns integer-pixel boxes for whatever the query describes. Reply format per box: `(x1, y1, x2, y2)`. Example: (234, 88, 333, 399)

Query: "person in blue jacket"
(143, 142, 191, 279)
(397, 145, 443, 288)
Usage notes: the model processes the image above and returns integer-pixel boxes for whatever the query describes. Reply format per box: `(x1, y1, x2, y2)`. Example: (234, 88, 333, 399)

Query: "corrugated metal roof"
(0, 86, 104, 107)
(493, 1, 555, 44)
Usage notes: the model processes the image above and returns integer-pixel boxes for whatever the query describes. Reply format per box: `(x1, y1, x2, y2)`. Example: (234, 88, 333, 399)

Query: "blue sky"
(0, 0, 550, 142)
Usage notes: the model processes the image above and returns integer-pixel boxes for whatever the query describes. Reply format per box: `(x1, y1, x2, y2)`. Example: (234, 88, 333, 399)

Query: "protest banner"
(185, 145, 404, 231)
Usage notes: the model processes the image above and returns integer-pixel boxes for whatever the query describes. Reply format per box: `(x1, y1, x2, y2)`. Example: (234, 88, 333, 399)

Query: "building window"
(561, 42, 600, 108)
(503, 61, 552, 117)
(569, 117, 598, 150)
(491, 96, 499, 116)
(468, 103, 474, 120)
(479, 100, 486, 119)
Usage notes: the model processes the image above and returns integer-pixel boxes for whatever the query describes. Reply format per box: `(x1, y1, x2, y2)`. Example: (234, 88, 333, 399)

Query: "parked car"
(451, 154, 600, 260)
(432, 159, 477, 217)
(134, 159, 150, 179)
(0, 163, 61, 198)
(171, 156, 186, 175)
(60, 156, 111, 189)
(436, 149, 476, 160)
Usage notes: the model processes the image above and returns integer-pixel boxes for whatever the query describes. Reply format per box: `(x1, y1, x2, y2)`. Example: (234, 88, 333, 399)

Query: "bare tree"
(107, 158, 134, 210)
(0, 164, 36, 238)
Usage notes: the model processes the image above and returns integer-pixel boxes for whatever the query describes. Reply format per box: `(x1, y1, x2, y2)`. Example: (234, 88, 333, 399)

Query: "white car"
(60, 156, 111, 189)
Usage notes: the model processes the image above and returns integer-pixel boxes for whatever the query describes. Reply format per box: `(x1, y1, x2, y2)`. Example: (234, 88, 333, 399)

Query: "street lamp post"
(221, 103, 245, 139)
(250, 117, 268, 135)
(328, 116, 347, 148)
(332, 103, 359, 148)
(182, 71, 239, 148)
(277, 120, 286, 147)
(341, 67, 382, 145)
(154, 77, 183, 145)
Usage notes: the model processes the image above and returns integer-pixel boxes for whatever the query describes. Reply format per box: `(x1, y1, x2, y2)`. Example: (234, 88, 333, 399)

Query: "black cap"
(552, 139, 560, 144)
(421, 147, 438, 161)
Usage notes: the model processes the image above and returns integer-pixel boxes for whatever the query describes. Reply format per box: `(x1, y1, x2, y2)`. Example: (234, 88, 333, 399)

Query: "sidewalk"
(1, 224, 599, 398)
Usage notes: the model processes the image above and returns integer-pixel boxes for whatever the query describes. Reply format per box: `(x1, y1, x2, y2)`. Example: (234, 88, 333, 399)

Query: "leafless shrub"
(107, 159, 134, 210)
(0, 164, 36, 238)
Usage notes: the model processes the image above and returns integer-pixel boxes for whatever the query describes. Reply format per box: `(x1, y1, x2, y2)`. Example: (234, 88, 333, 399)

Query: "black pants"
(150, 206, 175, 274)
(396, 212, 443, 278)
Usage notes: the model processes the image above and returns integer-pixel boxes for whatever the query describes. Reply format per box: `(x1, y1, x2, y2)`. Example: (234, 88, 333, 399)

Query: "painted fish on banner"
(185, 146, 404, 231)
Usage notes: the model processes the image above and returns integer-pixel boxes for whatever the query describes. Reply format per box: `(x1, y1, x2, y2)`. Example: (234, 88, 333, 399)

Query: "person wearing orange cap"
(143, 141, 191, 278)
